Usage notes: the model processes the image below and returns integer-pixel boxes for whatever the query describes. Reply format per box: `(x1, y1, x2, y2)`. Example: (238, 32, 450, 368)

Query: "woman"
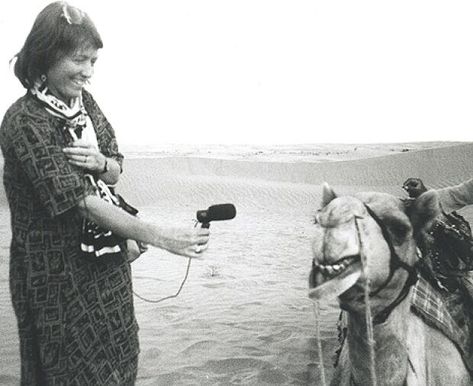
(0, 2, 209, 384)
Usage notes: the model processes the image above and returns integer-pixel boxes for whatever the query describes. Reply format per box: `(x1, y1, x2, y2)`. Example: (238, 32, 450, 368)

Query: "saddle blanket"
(411, 276, 472, 371)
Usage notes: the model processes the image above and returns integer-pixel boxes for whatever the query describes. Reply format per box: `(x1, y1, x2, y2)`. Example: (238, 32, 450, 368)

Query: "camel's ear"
(321, 182, 337, 207)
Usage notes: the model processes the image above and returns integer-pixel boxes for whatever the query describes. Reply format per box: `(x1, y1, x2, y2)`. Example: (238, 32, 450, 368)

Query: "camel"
(308, 183, 471, 386)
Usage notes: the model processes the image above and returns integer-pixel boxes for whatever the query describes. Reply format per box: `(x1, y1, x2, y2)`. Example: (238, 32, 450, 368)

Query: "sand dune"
(116, 142, 473, 207)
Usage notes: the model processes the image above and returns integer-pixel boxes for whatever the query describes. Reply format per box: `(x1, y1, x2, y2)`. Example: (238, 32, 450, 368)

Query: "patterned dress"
(0, 90, 139, 385)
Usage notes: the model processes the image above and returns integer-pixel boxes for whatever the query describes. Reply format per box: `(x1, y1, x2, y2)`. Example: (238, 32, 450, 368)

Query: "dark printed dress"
(0, 90, 139, 385)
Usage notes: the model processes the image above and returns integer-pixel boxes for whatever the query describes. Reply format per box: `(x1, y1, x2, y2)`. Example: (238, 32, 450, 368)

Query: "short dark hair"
(13, 1, 103, 88)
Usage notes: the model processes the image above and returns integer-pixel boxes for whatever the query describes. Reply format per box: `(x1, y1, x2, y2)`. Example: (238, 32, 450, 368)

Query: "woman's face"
(46, 45, 99, 103)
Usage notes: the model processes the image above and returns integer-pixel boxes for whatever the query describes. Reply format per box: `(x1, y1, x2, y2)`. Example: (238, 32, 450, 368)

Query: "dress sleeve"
(6, 110, 93, 217)
(436, 178, 473, 212)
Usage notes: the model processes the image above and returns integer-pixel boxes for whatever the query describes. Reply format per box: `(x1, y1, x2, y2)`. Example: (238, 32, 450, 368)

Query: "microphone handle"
(201, 222, 210, 229)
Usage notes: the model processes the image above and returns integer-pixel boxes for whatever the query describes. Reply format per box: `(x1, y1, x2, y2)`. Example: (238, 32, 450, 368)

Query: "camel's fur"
(309, 184, 470, 385)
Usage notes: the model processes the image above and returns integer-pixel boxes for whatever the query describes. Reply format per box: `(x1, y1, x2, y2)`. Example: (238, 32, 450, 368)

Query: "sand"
(0, 141, 472, 385)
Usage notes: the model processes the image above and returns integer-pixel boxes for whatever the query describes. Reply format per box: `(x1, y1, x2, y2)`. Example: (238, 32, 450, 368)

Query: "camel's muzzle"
(308, 255, 362, 300)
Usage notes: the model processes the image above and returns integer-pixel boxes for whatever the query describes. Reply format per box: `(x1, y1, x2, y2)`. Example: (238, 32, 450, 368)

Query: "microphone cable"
(132, 203, 236, 303)
(132, 221, 198, 304)
(132, 257, 192, 304)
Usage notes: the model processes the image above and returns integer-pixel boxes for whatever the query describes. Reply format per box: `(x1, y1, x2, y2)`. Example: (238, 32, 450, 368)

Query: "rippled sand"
(0, 142, 472, 385)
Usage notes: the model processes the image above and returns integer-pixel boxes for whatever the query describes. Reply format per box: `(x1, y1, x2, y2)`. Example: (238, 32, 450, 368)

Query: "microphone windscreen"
(207, 203, 236, 221)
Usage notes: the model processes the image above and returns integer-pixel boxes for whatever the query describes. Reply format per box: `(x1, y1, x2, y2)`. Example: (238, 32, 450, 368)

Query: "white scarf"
(30, 81, 87, 135)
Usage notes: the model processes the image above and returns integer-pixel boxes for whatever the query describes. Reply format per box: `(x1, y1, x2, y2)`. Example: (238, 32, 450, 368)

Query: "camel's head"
(308, 183, 419, 317)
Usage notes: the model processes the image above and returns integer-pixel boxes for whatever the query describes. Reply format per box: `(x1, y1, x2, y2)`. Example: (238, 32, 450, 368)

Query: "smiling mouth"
(308, 255, 362, 300)
(71, 79, 86, 88)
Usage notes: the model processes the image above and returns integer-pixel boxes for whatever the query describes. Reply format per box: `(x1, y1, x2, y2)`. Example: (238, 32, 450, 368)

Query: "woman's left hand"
(63, 139, 107, 173)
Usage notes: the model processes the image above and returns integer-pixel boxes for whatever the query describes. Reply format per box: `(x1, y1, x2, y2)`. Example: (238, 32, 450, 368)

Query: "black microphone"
(196, 203, 237, 228)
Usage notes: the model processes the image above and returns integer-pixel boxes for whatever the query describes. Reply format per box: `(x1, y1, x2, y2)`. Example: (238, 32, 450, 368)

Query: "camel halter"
(360, 204, 418, 325)
(353, 208, 378, 386)
(350, 204, 418, 386)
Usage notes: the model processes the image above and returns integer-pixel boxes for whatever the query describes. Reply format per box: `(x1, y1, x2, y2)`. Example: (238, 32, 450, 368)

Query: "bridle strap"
(372, 264, 418, 324)
(361, 204, 418, 324)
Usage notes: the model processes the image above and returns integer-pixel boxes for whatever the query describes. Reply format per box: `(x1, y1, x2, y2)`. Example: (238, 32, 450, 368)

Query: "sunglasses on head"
(61, 3, 84, 25)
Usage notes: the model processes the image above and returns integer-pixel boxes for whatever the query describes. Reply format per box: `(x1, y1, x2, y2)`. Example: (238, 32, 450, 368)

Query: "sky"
(1, 0, 472, 146)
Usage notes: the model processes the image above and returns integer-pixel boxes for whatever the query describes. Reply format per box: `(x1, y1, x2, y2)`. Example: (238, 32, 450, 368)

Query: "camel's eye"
(386, 219, 411, 245)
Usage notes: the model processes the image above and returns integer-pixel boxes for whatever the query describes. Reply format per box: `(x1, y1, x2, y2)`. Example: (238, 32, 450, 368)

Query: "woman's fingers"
(63, 147, 104, 172)
(186, 231, 210, 258)
(196, 228, 210, 239)
(63, 139, 93, 154)
(67, 154, 88, 163)
(66, 153, 95, 170)
(71, 139, 93, 148)
(160, 227, 211, 258)
(188, 242, 208, 258)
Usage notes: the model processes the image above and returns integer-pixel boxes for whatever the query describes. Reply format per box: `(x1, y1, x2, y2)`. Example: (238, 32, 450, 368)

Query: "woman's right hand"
(155, 226, 210, 258)
(76, 195, 211, 258)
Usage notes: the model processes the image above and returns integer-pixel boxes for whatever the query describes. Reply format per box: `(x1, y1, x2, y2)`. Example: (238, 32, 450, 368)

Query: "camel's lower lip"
(308, 256, 362, 300)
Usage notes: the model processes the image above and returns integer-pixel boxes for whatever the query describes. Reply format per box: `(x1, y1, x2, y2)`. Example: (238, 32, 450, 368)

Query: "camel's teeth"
(325, 266, 335, 275)
(341, 255, 358, 268)
(315, 260, 352, 277)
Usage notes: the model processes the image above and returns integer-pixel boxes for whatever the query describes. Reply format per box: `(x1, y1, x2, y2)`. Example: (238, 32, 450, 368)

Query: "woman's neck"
(45, 83, 74, 106)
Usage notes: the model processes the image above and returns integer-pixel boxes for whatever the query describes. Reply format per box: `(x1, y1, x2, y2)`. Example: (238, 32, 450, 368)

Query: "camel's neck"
(346, 289, 411, 386)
